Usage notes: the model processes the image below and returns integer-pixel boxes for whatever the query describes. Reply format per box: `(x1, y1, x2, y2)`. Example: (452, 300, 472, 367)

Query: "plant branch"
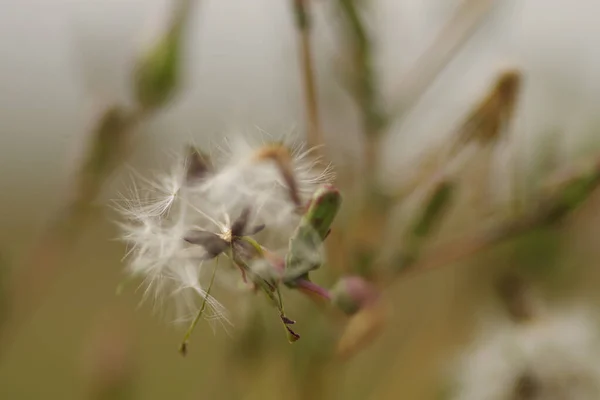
(392, 155, 600, 280)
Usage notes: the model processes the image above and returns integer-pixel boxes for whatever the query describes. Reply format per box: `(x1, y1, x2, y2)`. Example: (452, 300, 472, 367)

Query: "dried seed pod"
(450, 69, 522, 156)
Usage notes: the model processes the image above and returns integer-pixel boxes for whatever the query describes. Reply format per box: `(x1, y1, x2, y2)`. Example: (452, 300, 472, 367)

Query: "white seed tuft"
(115, 133, 333, 328)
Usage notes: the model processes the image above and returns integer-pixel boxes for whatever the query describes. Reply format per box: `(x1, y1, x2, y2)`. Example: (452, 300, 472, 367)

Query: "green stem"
(179, 257, 220, 356)
(240, 236, 264, 256)
(337, 0, 384, 139)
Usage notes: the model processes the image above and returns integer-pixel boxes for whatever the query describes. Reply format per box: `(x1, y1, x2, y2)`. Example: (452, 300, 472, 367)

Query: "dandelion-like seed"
(452, 306, 600, 400)
(115, 133, 335, 354)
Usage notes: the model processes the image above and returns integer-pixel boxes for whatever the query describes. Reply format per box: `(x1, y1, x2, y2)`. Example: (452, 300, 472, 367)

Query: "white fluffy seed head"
(452, 306, 600, 400)
(115, 133, 334, 327)
(201, 134, 334, 235)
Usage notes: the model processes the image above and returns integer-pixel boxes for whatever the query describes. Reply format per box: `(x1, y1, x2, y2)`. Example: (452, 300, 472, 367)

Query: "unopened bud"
(134, 32, 181, 110)
(331, 276, 378, 316)
(303, 184, 342, 239)
(284, 185, 342, 284)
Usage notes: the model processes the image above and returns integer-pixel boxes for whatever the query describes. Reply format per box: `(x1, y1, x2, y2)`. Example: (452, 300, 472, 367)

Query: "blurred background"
(2, 0, 600, 399)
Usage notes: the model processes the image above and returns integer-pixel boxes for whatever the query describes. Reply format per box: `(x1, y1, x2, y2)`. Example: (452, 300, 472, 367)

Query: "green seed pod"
(284, 185, 342, 285)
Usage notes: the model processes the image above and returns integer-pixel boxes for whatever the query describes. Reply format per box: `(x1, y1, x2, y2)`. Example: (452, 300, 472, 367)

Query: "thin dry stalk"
(391, 0, 497, 118)
(293, 0, 323, 149)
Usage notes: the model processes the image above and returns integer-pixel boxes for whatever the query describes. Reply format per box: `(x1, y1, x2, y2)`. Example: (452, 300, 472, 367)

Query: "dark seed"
(184, 230, 229, 258)
(231, 207, 251, 237)
(185, 146, 211, 184)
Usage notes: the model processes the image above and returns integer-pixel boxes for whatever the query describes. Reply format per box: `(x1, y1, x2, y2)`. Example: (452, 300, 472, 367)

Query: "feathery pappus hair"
(114, 133, 334, 337)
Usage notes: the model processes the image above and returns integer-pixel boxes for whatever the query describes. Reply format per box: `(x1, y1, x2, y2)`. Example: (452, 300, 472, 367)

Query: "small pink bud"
(331, 276, 379, 315)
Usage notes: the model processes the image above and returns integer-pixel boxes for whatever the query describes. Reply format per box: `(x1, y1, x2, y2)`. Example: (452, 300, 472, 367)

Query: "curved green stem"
(179, 257, 220, 356)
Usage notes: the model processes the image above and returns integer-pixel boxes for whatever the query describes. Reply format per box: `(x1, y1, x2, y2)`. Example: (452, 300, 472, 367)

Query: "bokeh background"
(2, 0, 600, 399)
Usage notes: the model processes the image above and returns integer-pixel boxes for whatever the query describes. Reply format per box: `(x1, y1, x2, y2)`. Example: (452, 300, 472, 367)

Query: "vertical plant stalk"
(335, 0, 391, 278)
(293, 0, 323, 149)
(337, 0, 385, 176)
